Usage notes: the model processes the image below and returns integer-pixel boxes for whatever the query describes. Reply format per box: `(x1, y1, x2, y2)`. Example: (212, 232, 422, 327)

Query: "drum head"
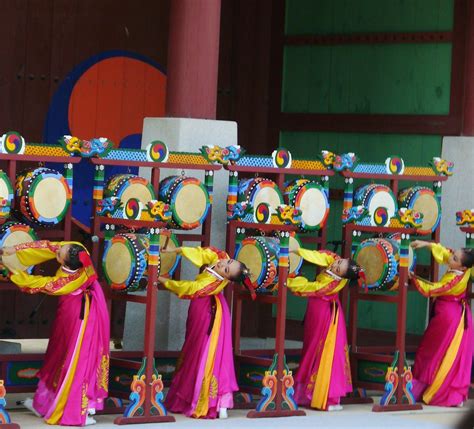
(1, 227, 37, 272)
(31, 177, 68, 220)
(173, 182, 208, 225)
(296, 186, 329, 228)
(366, 191, 396, 224)
(104, 241, 133, 286)
(252, 186, 283, 212)
(236, 242, 264, 284)
(355, 244, 388, 287)
(120, 183, 155, 206)
(289, 235, 302, 276)
(159, 234, 179, 276)
(411, 193, 440, 232)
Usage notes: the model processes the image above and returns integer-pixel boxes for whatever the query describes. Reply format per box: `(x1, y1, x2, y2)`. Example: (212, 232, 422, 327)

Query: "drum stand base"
(247, 410, 306, 419)
(114, 415, 175, 425)
(372, 403, 422, 412)
(0, 424, 20, 429)
(341, 396, 374, 405)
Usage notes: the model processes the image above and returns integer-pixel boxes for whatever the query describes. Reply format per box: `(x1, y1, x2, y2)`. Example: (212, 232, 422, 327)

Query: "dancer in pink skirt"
(158, 246, 253, 419)
(409, 240, 473, 407)
(287, 248, 364, 411)
(2, 241, 109, 426)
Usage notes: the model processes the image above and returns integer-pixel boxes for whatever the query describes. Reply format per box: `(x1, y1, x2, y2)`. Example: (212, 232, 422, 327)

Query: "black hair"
(344, 259, 362, 280)
(461, 248, 474, 269)
(229, 261, 250, 283)
(64, 244, 85, 270)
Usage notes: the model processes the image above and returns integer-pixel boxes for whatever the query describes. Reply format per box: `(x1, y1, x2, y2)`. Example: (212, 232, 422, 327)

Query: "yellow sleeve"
(287, 275, 346, 297)
(297, 249, 335, 267)
(10, 270, 86, 296)
(431, 243, 451, 265)
(411, 271, 468, 298)
(14, 241, 60, 266)
(163, 272, 224, 298)
(179, 247, 219, 267)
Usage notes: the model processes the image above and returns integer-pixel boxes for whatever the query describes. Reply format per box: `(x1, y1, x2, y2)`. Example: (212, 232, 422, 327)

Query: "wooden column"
(462, 0, 474, 135)
(166, 0, 221, 119)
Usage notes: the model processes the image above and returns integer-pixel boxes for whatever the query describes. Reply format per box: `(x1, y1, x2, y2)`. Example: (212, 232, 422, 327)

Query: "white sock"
(456, 402, 464, 408)
(219, 408, 228, 419)
(23, 398, 41, 418)
(88, 408, 96, 416)
(327, 404, 343, 412)
(85, 416, 97, 426)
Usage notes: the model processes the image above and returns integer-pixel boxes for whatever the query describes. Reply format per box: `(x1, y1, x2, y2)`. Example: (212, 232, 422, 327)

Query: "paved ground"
(6, 399, 473, 429)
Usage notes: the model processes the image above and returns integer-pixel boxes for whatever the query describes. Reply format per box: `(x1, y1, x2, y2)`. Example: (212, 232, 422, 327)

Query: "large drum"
(235, 236, 279, 292)
(354, 184, 397, 226)
(0, 221, 38, 275)
(158, 176, 210, 229)
(16, 167, 71, 226)
(0, 171, 13, 219)
(284, 179, 330, 231)
(238, 178, 284, 217)
(104, 174, 156, 210)
(103, 233, 180, 291)
(354, 238, 398, 290)
(354, 236, 416, 291)
(288, 233, 303, 278)
(398, 186, 440, 234)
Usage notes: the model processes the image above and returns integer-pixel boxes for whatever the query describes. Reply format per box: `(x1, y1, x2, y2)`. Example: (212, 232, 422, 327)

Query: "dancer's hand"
(410, 240, 430, 250)
(1, 247, 15, 256)
(161, 247, 179, 254)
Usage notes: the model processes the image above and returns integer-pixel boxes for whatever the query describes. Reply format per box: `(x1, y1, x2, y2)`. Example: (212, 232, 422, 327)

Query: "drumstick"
(162, 235, 170, 251)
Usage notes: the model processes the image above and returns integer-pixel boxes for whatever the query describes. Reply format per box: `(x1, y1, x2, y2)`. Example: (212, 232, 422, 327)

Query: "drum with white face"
(0, 221, 38, 274)
(16, 167, 71, 226)
(235, 236, 280, 292)
(284, 179, 329, 231)
(103, 232, 181, 291)
(158, 176, 210, 230)
(398, 186, 441, 234)
(238, 178, 284, 218)
(354, 184, 397, 227)
(104, 174, 156, 212)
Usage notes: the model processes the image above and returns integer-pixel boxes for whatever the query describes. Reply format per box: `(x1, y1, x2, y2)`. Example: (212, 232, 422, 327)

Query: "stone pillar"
(123, 118, 237, 351)
(166, 0, 222, 119)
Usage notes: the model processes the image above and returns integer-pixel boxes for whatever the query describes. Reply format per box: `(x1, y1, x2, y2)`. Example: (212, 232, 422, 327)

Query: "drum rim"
(105, 174, 156, 201)
(238, 177, 284, 207)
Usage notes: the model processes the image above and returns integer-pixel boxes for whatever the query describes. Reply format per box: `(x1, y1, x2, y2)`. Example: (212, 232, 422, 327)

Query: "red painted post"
(166, 0, 222, 119)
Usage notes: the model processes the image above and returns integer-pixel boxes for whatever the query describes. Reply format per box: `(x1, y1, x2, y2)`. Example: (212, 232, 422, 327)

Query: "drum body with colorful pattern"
(354, 184, 397, 227)
(284, 179, 329, 231)
(398, 186, 441, 234)
(103, 232, 180, 291)
(16, 167, 71, 226)
(158, 176, 210, 229)
(0, 221, 38, 275)
(235, 236, 280, 292)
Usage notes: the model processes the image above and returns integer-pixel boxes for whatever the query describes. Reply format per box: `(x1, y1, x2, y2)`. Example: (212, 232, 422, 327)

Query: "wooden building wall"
(0, 0, 170, 338)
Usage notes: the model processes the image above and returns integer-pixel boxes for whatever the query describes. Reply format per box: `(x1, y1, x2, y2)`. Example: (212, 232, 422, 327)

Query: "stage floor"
(5, 397, 472, 429)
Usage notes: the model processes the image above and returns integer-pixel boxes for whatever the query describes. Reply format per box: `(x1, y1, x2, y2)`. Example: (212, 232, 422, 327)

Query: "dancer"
(287, 247, 364, 411)
(409, 240, 473, 407)
(158, 245, 253, 419)
(1, 241, 109, 426)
